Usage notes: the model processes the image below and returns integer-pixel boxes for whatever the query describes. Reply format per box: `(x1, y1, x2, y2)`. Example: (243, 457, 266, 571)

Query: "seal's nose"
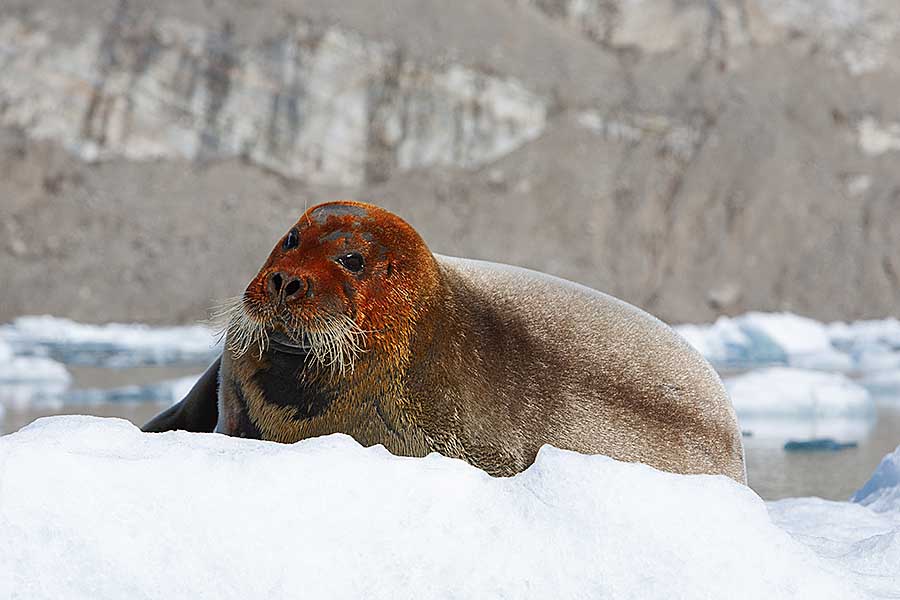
(267, 272, 305, 302)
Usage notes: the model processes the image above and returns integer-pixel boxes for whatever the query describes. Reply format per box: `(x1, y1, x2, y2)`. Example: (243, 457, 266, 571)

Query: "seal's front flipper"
(142, 356, 221, 433)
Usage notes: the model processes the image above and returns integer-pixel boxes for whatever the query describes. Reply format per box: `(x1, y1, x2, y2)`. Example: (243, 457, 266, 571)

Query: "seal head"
(208, 201, 442, 450)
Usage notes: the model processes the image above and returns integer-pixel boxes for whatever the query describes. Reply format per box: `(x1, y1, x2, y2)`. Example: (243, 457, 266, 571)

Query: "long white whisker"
(211, 296, 367, 372)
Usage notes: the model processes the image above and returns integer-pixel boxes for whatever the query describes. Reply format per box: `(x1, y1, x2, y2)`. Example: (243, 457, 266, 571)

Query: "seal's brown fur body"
(145, 202, 745, 483)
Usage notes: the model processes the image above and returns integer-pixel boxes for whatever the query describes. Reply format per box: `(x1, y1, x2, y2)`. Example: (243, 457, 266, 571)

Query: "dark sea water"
(2, 367, 898, 502)
(744, 403, 900, 500)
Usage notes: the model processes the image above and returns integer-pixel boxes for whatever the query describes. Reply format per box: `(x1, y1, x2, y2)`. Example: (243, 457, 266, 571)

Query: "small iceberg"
(0, 339, 72, 410)
(861, 370, 900, 399)
(0, 375, 198, 412)
(0, 316, 220, 367)
(676, 312, 854, 371)
(726, 368, 876, 442)
(852, 443, 900, 514)
(57, 375, 200, 407)
(676, 312, 900, 373)
(726, 367, 874, 419)
(828, 318, 900, 356)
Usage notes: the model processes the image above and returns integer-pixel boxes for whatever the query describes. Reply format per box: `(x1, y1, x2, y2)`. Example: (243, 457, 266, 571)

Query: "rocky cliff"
(1, 0, 898, 324)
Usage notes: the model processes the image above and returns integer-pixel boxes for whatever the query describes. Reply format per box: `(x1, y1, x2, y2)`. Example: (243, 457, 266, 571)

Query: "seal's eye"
(337, 253, 365, 273)
(283, 228, 299, 251)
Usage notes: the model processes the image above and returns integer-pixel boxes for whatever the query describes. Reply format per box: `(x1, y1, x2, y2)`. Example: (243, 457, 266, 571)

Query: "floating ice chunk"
(676, 312, 853, 371)
(828, 318, 900, 353)
(726, 368, 875, 441)
(738, 416, 874, 442)
(726, 367, 874, 419)
(828, 318, 900, 377)
(675, 318, 754, 365)
(0, 316, 220, 367)
(0, 417, 879, 599)
(0, 339, 70, 384)
(861, 370, 900, 398)
(0, 339, 72, 410)
(744, 313, 838, 361)
(57, 375, 202, 406)
(856, 351, 900, 373)
(852, 444, 900, 514)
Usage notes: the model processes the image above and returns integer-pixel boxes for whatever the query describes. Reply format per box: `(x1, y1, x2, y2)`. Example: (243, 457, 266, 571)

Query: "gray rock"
(0, 0, 898, 325)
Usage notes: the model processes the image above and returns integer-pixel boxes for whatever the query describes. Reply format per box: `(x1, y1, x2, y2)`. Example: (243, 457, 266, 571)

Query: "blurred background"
(0, 0, 898, 500)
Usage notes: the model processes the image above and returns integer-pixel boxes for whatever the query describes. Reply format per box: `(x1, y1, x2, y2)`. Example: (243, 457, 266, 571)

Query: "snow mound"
(769, 497, 900, 598)
(852, 445, 900, 514)
(0, 316, 219, 367)
(0, 417, 893, 599)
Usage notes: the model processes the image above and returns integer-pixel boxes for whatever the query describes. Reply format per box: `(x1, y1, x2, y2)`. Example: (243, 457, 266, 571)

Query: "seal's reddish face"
(237, 201, 436, 363)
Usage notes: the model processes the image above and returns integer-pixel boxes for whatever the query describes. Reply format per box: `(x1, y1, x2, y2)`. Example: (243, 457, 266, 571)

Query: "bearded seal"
(143, 201, 746, 482)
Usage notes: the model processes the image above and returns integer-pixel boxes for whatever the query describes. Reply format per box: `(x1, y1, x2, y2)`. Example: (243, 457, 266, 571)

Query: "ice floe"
(725, 367, 877, 441)
(726, 368, 874, 419)
(828, 318, 900, 356)
(54, 375, 201, 407)
(676, 312, 900, 374)
(0, 339, 71, 410)
(2, 417, 898, 599)
(862, 370, 900, 398)
(853, 444, 900, 514)
(0, 316, 219, 367)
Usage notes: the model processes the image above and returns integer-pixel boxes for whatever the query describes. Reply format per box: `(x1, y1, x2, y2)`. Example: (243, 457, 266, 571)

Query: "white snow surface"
(0, 316, 219, 367)
(0, 417, 897, 599)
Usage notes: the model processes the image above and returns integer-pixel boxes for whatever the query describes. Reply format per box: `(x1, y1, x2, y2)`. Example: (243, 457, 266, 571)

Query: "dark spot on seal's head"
(320, 230, 353, 243)
(310, 204, 368, 225)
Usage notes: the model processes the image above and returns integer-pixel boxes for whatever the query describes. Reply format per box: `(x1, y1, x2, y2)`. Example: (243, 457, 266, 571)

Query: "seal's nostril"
(285, 279, 301, 297)
(272, 273, 282, 292)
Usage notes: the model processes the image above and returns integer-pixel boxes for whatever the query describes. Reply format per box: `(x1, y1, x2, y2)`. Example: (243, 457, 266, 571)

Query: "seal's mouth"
(212, 294, 366, 374)
(267, 330, 312, 356)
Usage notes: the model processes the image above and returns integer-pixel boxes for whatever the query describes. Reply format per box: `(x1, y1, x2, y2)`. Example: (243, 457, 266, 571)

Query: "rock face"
(0, 8, 545, 187)
(1, 0, 899, 324)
